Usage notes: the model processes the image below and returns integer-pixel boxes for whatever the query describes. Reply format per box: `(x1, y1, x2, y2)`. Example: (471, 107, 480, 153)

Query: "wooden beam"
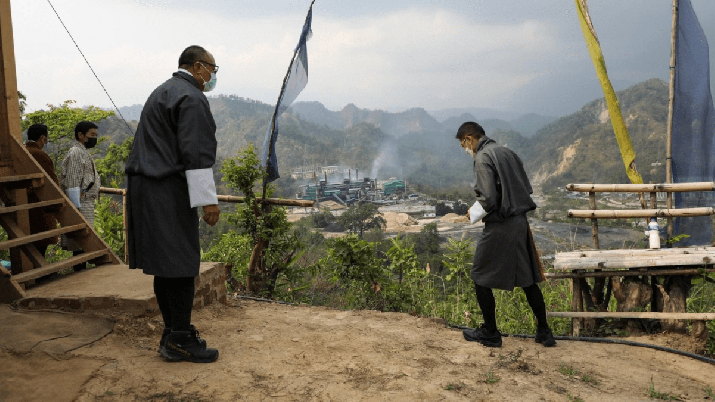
(547, 311, 715, 320)
(0, 223, 86, 250)
(217, 194, 315, 207)
(12, 249, 109, 283)
(568, 207, 714, 219)
(0, 198, 65, 214)
(546, 268, 715, 279)
(0, 0, 22, 147)
(566, 182, 715, 193)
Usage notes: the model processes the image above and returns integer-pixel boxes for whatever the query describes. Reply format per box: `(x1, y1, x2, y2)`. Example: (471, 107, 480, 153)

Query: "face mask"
(464, 147, 475, 157)
(200, 63, 217, 92)
(84, 137, 97, 149)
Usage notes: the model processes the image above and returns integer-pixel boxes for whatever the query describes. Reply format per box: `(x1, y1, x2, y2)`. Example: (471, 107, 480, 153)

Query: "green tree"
(338, 203, 386, 238)
(21, 100, 114, 166)
(95, 136, 134, 187)
(18, 91, 26, 115)
(210, 143, 304, 296)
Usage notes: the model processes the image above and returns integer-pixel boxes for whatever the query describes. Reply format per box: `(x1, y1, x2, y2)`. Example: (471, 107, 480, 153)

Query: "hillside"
(3, 300, 714, 402)
(100, 78, 670, 194)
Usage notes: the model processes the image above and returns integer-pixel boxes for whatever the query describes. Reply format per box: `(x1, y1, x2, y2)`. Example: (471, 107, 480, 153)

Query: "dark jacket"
(470, 136, 541, 290)
(26, 142, 59, 248)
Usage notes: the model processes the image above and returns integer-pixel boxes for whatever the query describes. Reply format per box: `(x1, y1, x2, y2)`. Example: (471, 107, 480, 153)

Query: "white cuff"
(470, 200, 487, 224)
(186, 168, 218, 208)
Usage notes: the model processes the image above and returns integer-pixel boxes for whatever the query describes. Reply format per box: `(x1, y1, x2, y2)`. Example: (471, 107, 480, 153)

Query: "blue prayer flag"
(672, 0, 715, 245)
(261, 3, 313, 183)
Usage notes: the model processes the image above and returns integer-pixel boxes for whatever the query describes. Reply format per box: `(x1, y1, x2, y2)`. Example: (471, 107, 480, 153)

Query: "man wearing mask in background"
(456, 121, 556, 348)
(125, 45, 220, 363)
(25, 123, 60, 257)
(60, 121, 101, 272)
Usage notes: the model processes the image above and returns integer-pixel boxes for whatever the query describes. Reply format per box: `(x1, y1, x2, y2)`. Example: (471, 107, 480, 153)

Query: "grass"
(567, 394, 585, 402)
(484, 371, 500, 384)
(645, 381, 682, 400)
(558, 362, 580, 378)
(445, 382, 466, 391)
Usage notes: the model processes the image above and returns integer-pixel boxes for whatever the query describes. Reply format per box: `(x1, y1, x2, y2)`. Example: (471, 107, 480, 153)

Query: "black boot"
(159, 326, 207, 358)
(535, 327, 557, 347)
(163, 329, 218, 363)
(463, 324, 502, 347)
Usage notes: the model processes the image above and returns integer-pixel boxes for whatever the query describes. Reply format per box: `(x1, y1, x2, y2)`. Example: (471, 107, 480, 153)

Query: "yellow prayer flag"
(574, 0, 643, 184)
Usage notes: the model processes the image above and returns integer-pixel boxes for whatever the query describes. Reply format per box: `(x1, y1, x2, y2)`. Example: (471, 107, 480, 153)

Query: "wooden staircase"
(0, 0, 120, 302)
(0, 134, 121, 302)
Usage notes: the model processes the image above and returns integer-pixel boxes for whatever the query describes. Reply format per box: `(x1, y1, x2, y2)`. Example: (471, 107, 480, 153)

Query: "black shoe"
(163, 330, 219, 363)
(463, 324, 502, 347)
(159, 326, 208, 360)
(535, 327, 557, 347)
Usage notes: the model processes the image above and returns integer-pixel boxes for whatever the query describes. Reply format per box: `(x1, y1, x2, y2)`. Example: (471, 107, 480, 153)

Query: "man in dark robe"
(125, 45, 221, 363)
(456, 121, 556, 348)
(25, 124, 59, 257)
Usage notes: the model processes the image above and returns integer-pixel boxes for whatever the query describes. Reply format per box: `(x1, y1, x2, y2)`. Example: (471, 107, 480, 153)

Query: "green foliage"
(21, 100, 114, 167)
(338, 203, 386, 238)
(95, 136, 134, 187)
(484, 371, 500, 384)
(311, 208, 335, 228)
(206, 143, 305, 297)
(646, 381, 682, 400)
(18, 91, 26, 115)
(94, 196, 125, 258)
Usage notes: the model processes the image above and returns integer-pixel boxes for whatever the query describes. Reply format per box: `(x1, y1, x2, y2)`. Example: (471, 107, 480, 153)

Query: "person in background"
(60, 121, 101, 272)
(456, 121, 556, 348)
(25, 124, 60, 257)
(125, 45, 220, 363)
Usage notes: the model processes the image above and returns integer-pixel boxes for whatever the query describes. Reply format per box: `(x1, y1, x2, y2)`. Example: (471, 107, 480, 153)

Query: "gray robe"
(471, 137, 540, 290)
(125, 71, 217, 278)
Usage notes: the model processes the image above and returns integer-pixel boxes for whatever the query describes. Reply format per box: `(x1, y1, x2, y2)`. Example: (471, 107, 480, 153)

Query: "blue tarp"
(672, 0, 715, 246)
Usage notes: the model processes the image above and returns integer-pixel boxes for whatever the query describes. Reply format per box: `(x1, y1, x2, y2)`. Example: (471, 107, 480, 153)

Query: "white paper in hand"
(67, 187, 81, 208)
(470, 200, 487, 224)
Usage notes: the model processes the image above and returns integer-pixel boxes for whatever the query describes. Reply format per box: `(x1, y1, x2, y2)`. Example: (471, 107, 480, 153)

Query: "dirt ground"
(2, 299, 714, 402)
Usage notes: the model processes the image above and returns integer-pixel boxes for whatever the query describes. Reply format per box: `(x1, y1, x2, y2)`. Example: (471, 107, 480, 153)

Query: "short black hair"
(455, 121, 486, 140)
(74, 121, 98, 140)
(178, 45, 209, 68)
(27, 123, 48, 141)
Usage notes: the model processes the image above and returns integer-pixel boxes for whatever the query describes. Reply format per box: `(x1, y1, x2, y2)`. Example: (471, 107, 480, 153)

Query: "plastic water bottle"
(648, 218, 660, 249)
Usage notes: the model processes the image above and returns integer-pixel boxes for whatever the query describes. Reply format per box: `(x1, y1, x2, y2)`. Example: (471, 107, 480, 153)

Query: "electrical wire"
(45, 0, 135, 137)
(234, 294, 715, 365)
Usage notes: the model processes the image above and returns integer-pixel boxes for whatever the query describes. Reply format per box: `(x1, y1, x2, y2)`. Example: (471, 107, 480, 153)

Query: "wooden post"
(123, 190, 128, 263)
(665, 0, 678, 240)
(1, 0, 33, 273)
(589, 192, 599, 249)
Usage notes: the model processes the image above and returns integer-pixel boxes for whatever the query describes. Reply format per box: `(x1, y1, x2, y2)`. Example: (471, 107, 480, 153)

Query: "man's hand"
(202, 204, 220, 226)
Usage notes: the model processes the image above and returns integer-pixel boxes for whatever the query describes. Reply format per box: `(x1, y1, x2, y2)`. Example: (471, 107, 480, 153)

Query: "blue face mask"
(200, 63, 217, 92)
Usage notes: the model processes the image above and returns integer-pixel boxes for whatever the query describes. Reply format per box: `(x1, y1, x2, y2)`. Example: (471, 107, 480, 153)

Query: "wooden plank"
(0, 223, 86, 250)
(12, 249, 110, 283)
(556, 246, 715, 258)
(548, 311, 715, 320)
(0, 275, 25, 303)
(554, 254, 715, 270)
(0, 198, 65, 214)
(546, 268, 715, 279)
(0, 173, 45, 183)
(568, 207, 714, 219)
(566, 182, 715, 193)
(0, 0, 22, 143)
(98, 186, 126, 195)
(0, 264, 9, 277)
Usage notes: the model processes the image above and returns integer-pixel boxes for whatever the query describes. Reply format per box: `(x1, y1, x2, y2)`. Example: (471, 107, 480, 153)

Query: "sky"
(11, 0, 715, 118)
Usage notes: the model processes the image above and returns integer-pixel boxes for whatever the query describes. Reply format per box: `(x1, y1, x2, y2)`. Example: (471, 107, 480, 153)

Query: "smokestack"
(348, 169, 351, 180)
(356, 168, 359, 180)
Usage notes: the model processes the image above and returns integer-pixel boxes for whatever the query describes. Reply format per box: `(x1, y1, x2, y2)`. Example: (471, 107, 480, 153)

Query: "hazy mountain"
(98, 78, 672, 196)
(117, 104, 143, 121)
(427, 107, 522, 123)
(510, 113, 558, 138)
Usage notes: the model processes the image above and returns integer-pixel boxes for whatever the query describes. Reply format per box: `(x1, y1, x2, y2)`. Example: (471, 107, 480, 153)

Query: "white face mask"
(464, 147, 475, 157)
(200, 63, 217, 92)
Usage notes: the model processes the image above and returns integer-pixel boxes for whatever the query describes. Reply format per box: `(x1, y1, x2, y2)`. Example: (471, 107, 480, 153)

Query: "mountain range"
(103, 78, 670, 196)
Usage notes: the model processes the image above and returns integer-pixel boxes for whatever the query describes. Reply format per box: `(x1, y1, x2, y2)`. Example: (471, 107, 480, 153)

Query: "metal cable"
(45, 0, 135, 137)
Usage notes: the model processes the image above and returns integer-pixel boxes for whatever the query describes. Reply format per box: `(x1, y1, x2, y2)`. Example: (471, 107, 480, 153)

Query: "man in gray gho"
(456, 121, 556, 348)
(125, 45, 221, 363)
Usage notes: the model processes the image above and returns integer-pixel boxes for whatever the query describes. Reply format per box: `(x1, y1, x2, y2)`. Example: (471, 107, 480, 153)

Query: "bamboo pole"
(666, 0, 679, 239)
(217, 194, 315, 207)
(547, 311, 715, 320)
(546, 267, 715, 279)
(568, 207, 713, 219)
(566, 182, 714, 192)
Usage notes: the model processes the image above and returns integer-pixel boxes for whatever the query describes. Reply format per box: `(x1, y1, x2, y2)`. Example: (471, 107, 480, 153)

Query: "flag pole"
(262, 0, 316, 202)
(665, 0, 678, 239)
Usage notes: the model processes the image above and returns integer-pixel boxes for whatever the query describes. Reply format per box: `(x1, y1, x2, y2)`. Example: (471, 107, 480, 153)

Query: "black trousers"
(153, 276, 195, 331)
(474, 283, 549, 333)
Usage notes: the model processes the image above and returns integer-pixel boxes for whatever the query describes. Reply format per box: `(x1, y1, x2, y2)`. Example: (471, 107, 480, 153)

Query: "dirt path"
(2, 299, 714, 402)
